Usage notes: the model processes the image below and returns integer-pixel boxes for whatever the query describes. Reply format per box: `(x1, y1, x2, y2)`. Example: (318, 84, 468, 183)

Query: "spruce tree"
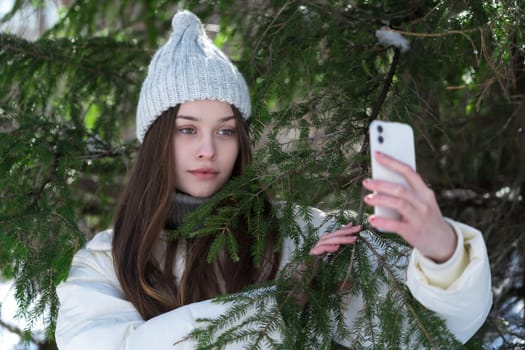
(1, 0, 524, 349)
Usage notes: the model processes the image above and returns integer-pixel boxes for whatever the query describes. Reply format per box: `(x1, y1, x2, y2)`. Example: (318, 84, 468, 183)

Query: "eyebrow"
(176, 115, 236, 122)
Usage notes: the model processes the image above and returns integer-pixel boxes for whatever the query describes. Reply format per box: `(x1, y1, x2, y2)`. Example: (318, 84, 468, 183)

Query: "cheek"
(221, 142, 240, 175)
(229, 143, 240, 167)
(173, 139, 186, 168)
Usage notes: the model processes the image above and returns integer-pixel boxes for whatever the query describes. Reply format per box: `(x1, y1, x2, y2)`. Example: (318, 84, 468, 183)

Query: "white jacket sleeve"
(406, 218, 492, 343)
(55, 231, 234, 350)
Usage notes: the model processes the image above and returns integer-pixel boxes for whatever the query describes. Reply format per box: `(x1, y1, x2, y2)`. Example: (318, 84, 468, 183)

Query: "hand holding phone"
(368, 120, 416, 220)
(364, 121, 458, 262)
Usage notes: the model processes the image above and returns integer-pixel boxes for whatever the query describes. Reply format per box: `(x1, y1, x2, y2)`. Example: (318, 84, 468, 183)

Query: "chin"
(186, 188, 218, 198)
(177, 180, 226, 198)
(193, 193, 213, 199)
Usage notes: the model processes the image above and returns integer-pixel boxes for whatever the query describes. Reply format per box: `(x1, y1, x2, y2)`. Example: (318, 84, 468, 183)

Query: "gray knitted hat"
(136, 10, 251, 142)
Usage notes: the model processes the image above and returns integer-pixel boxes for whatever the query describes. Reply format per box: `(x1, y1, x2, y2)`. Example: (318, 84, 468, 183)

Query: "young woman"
(55, 10, 492, 349)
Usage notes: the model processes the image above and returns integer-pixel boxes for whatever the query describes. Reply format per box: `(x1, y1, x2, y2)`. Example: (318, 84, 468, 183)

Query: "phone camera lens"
(377, 125, 383, 133)
(378, 136, 384, 144)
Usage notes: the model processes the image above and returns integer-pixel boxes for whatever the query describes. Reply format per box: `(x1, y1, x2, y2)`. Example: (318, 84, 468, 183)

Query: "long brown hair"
(113, 105, 281, 320)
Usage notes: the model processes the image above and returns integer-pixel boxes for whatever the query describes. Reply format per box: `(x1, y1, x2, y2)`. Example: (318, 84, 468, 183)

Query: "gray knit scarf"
(164, 192, 210, 230)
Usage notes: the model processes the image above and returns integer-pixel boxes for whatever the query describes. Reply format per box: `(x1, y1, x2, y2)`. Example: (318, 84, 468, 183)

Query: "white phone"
(368, 120, 416, 220)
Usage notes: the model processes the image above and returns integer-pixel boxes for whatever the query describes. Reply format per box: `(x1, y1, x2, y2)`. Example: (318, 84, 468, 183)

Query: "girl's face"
(174, 100, 240, 198)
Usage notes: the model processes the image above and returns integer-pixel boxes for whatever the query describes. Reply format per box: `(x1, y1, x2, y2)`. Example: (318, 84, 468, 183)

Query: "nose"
(197, 134, 216, 160)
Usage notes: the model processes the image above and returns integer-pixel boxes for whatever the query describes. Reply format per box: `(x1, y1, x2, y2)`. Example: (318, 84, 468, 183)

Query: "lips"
(188, 168, 219, 179)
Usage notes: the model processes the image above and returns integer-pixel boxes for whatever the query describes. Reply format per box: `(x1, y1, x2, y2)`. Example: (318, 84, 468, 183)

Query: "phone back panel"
(369, 120, 416, 220)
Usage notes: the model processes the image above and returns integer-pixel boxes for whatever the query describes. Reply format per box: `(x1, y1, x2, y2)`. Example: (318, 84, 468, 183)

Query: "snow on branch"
(375, 27, 410, 52)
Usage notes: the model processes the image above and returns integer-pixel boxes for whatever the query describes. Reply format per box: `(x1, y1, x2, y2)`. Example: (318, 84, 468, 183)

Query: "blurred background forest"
(0, 0, 523, 349)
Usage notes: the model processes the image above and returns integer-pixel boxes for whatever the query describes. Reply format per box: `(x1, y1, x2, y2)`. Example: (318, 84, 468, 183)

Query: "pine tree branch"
(249, 306, 282, 348)
(0, 33, 134, 84)
(79, 145, 136, 160)
(360, 236, 439, 349)
(369, 47, 401, 123)
(29, 146, 61, 209)
(354, 46, 402, 222)
(0, 316, 41, 346)
(368, 311, 376, 349)
(356, 186, 367, 225)
(338, 242, 357, 293)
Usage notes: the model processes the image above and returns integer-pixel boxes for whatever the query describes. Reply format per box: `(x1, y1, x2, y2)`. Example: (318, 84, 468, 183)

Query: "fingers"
(363, 183, 428, 215)
(309, 224, 361, 256)
(363, 181, 429, 238)
(371, 151, 427, 193)
(363, 152, 438, 221)
(367, 214, 409, 235)
(362, 152, 454, 260)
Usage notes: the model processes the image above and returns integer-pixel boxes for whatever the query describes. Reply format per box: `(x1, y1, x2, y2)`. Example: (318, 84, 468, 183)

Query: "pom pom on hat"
(136, 10, 251, 143)
(170, 10, 203, 42)
(171, 10, 199, 33)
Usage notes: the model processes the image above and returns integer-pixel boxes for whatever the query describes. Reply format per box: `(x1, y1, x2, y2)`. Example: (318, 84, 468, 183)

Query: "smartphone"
(368, 120, 416, 220)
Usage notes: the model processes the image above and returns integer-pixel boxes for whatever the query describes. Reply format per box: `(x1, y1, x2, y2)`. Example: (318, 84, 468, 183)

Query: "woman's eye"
(178, 127, 196, 135)
(218, 129, 235, 136)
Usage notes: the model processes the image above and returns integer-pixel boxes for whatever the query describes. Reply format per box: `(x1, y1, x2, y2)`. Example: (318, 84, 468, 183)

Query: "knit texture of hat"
(136, 10, 251, 142)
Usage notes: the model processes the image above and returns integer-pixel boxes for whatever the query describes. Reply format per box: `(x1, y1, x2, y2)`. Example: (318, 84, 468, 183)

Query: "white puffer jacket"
(55, 207, 492, 349)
